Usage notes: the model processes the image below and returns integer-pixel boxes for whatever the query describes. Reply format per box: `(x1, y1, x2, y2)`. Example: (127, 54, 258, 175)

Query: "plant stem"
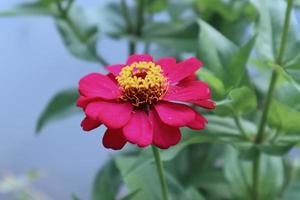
(151, 146, 169, 200)
(233, 115, 248, 140)
(252, 0, 294, 199)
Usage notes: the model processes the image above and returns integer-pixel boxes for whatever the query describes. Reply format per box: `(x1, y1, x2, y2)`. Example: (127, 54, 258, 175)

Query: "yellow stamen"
(116, 62, 168, 108)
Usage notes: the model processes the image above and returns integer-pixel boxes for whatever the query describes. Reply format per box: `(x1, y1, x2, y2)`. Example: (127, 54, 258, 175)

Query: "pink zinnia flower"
(77, 54, 215, 150)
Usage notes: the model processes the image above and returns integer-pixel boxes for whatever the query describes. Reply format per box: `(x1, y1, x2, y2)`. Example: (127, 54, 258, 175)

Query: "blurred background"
(1, 0, 300, 200)
(0, 0, 126, 199)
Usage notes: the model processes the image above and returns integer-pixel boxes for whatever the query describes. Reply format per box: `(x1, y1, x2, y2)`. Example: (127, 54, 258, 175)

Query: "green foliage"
(36, 88, 78, 133)
(268, 100, 300, 133)
(92, 160, 122, 200)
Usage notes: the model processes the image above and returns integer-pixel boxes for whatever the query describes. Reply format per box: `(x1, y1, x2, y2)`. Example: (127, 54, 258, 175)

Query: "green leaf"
(250, 0, 300, 63)
(257, 143, 294, 156)
(141, 20, 199, 53)
(197, 19, 255, 88)
(197, 19, 237, 79)
(197, 68, 226, 99)
(115, 156, 161, 200)
(121, 190, 141, 200)
(55, 7, 100, 62)
(283, 59, 300, 95)
(216, 87, 257, 116)
(0, 1, 56, 17)
(36, 88, 78, 133)
(227, 36, 256, 87)
(268, 100, 300, 133)
(92, 160, 122, 200)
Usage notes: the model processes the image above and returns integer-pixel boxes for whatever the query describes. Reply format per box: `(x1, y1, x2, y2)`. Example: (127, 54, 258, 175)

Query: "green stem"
(252, 0, 294, 199)
(233, 115, 248, 140)
(152, 146, 169, 200)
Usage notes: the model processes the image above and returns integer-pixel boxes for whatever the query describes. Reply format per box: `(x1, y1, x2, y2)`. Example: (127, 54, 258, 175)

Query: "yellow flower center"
(116, 61, 168, 108)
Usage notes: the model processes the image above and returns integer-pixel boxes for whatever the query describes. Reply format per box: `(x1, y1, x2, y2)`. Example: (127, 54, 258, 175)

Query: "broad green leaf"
(179, 187, 205, 200)
(198, 19, 255, 88)
(92, 160, 122, 200)
(283, 181, 300, 200)
(142, 20, 199, 53)
(197, 19, 237, 78)
(268, 100, 300, 133)
(115, 156, 161, 200)
(250, 0, 300, 63)
(36, 88, 78, 133)
(216, 87, 257, 116)
(55, 7, 100, 62)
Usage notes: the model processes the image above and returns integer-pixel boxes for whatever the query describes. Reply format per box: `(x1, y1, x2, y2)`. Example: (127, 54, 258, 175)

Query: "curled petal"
(150, 111, 181, 149)
(192, 99, 216, 110)
(155, 102, 195, 127)
(187, 110, 208, 130)
(77, 96, 101, 109)
(81, 117, 102, 131)
(126, 54, 153, 65)
(123, 111, 153, 147)
(103, 128, 127, 150)
(167, 57, 202, 83)
(79, 73, 120, 99)
(85, 101, 133, 129)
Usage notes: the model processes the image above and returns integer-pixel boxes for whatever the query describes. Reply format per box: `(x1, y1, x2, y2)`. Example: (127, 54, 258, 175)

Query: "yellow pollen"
(116, 61, 168, 108)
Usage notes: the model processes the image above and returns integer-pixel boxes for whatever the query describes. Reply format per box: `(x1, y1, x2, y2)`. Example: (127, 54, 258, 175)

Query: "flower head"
(77, 54, 215, 150)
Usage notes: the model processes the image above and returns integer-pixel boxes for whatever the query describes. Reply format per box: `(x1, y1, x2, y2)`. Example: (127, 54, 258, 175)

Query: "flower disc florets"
(116, 61, 168, 109)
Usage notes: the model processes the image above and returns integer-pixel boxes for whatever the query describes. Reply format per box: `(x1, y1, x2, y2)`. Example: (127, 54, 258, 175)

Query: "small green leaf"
(55, 7, 101, 62)
(36, 88, 78, 133)
(268, 100, 300, 133)
(92, 160, 122, 200)
(216, 87, 257, 116)
(197, 68, 226, 99)
(227, 36, 256, 87)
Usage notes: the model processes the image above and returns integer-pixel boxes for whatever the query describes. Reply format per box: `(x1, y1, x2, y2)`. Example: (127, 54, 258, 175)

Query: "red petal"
(163, 81, 211, 102)
(126, 54, 153, 65)
(123, 111, 153, 147)
(79, 73, 120, 100)
(187, 110, 208, 130)
(167, 58, 202, 83)
(102, 128, 127, 150)
(155, 57, 177, 76)
(77, 96, 101, 109)
(107, 64, 124, 76)
(155, 102, 195, 127)
(192, 99, 216, 110)
(81, 117, 102, 131)
(150, 111, 181, 149)
(85, 101, 133, 129)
